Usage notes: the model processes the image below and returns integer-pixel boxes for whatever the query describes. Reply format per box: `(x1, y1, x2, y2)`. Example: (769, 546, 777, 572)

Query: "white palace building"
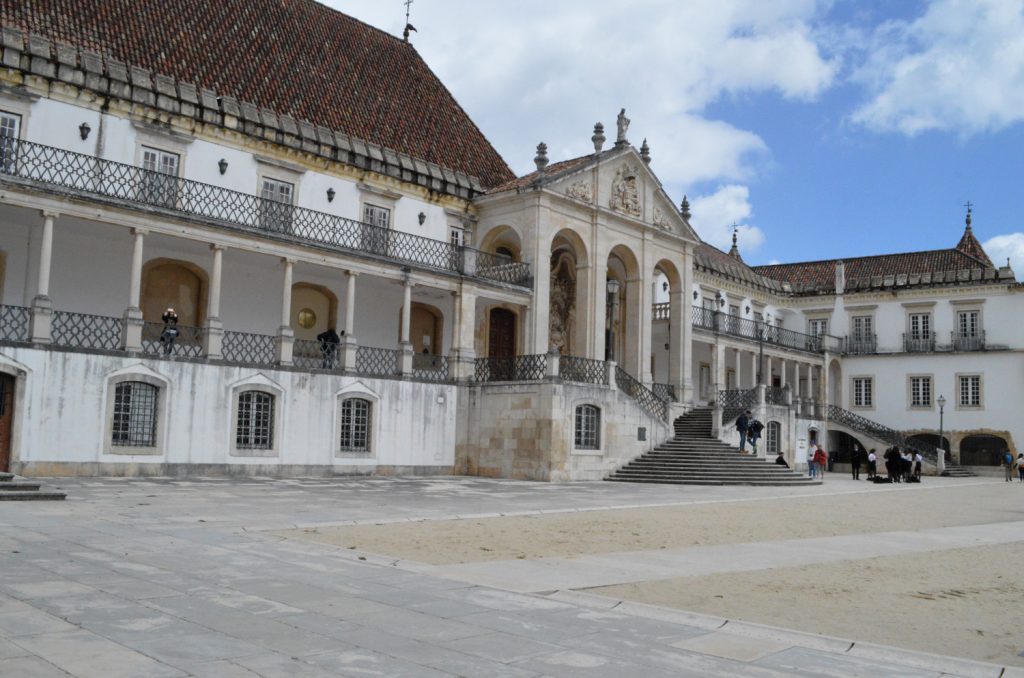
(0, 1, 1019, 481)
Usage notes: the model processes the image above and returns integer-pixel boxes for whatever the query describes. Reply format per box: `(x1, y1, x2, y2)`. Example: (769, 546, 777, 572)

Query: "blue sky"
(332, 1, 1024, 273)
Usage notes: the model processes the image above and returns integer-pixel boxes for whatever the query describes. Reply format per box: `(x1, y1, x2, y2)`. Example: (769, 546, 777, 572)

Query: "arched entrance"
(959, 434, 1008, 466)
(828, 430, 865, 463)
(606, 245, 640, 374)
(291, 283, 338, 342)
(408, 303, 443, 356)
(141, 259, 208, 326)
(549, 229, 588, 357)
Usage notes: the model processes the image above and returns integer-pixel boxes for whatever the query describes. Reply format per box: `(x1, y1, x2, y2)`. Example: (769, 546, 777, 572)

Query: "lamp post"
(605, 278, 621, 362)
(937, 395, 946, 475)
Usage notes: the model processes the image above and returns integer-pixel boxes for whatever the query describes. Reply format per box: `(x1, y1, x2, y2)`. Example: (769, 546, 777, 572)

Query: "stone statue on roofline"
(615, 108, 630, 148)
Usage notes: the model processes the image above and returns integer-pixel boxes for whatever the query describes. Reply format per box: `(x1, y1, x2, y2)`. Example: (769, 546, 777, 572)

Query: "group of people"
(735, 410, 765, 455)
(848, 445, 922, 483)
(1004, 451, 1024, 482)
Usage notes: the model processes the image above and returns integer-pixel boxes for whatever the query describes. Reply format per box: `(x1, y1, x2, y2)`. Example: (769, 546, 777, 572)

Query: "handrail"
(559, 355, 606, 385)
(826, 404, 939, 462)
(689, 305, 840, 354)
(718, 388, 756, 422)
(614, 365, 668, 421)
(0, 139, 531, 287)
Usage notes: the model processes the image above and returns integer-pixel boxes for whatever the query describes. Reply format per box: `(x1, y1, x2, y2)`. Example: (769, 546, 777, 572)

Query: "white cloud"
(689, 185, 766, 254)
(982, 233, 1024, 279)
(852, 0, 1024, 135)
(330, 0, 836, 190)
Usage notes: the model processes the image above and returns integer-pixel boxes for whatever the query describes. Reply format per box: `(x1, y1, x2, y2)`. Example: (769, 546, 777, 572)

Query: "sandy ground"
(277, 481, 1024, 666)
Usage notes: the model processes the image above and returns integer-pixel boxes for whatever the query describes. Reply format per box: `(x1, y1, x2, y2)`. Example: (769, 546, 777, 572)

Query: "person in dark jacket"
(316, 327, 341, 369)
(735, 410, 751, 452)
(775, 451, 789, 468)
(851, 444, 863, 480)
(747, 419, 764, 455)
(159, 307, 179, 355)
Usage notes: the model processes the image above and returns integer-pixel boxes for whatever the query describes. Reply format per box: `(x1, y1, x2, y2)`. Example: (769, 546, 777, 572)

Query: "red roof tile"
(1, 0, 515, 188)
(487, 152, 601, 194)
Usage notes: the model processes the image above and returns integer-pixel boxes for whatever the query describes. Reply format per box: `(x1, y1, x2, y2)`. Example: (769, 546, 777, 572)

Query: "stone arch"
(141, 258, 208, 327)
(478, 225, 524, 262)
(399, 302, 444, 356)
(549, 228, 590, 356)
(959, 434, 1008, 466)
(291, 282, 339, 342)
(827, 429, 865, 463)
(650, 258, 683, 381)
(606, 244, 640, 370)
(828, 358, 842, 407)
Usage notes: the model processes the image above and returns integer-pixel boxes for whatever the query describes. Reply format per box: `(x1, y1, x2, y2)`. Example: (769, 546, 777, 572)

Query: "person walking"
(851, 444, 862, 480)
(748, 418, 764, 456)
(1016, 453, 1024, 482)
(867, 448, 877, 480)
(736, 410, 751, 453)
(813, 445, 828, 480)
(1004, 449, 1015, 482)
(316, 327, 341, 369)
(913, 451, 923, 480)
(901, 449, 913, 483)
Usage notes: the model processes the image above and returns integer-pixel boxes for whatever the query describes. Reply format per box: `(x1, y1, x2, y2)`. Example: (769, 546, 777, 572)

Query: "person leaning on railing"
(159, 307, 179, 355)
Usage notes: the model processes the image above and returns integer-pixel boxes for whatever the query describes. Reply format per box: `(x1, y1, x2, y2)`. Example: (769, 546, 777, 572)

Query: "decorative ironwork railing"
(689, 306, 840, 354)
(651, 382, 677, 403)
(797, 398, 822, 419)
(291, 338, 342, 371)
(0, 139, 531, 288)
(0, 304, 30, 342)
(355, 346, 402, 377)
(614, 366, 668, 421)
(826, 404, 938, 463)
(765, 386, 788, 406)
(559, 355, 607, 385)
(51, 310, 123, 350)
(902, 333, 935, 353)
(474, 354, 548, 382)
(222, 330, 277, 367)
(411, 353, 450, 382)
(652, 302, 670, 320)
(718, 388, 756, 423)
(140, 321, 203, 358)
(950, 331, 985, 352)
(843, 335, 877, 355)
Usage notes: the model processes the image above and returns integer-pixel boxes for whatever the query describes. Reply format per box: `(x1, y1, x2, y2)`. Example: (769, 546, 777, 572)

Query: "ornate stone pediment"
(653, 206, 671, 231)
(565, 181, 592, 203)
(609, 164, 641, 217)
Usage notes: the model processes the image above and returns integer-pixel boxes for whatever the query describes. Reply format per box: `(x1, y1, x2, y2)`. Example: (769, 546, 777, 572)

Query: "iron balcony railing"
(140, 321, 204, 359)
(651, 382, 677, 403)
(902, 333, 935, 353)
(0, 139, 531, 288)
(0, 304, 30, 342)
(354, 346, 402, 377)
(222, 330, 277, 367)
(51, 310, 123, 350)
(797, 398, 822, 420)
(292, 338, 340, 371)
(689, 305, 839, 354)
(843, 334, 877, 355)
(718, 387, 756, 423)
(559, 355, 607, 385)
(474, 354, 548, 382)
(614, 365, 668, 421)
(951, 330, 985, 352)
(411, 353, 450, 383)
(765, 386, 788, 406)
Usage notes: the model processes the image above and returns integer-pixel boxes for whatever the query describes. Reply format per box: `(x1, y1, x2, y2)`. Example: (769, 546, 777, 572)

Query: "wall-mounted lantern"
(418, 211, 426, 225)
(78, 122, 91, 141)
(326, 187, 336, 203)
(218, 158, 228, 175)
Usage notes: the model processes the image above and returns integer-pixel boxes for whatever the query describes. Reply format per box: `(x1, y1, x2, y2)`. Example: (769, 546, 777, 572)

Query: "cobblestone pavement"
(0, 476, 1019, 677)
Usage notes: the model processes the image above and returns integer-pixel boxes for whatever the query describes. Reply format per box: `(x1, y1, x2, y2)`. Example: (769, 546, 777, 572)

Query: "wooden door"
(488, 308, 516, 358)
(0, 374, 14, 472)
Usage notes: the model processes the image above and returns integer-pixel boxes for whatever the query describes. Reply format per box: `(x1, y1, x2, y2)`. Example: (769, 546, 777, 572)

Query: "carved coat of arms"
(565, 181, 592, 203)
(609, 165, 641, 217)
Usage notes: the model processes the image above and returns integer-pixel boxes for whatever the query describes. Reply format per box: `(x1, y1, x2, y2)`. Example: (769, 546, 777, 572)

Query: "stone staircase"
(940, 464, 976, 478)
(0, 472, 66, 500)
(607, 408, 821, 486)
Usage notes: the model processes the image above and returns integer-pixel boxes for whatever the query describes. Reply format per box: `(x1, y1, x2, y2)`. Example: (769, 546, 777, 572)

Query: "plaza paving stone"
(0, 475, 1015, 677)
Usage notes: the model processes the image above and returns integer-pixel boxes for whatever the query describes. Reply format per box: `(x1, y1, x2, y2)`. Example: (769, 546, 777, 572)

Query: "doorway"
(0, 374, 14, 472)
(488, 308, 516, 359)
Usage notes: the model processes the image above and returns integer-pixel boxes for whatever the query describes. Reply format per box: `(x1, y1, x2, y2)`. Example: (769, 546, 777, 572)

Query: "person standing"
(1016, 453, 1024, 482)
(1004, 449, 1014, 482)
(867, 448, 877, 480)
(807, 448, 817, 478)
(913, 451, 923, 480)
(736, 410, 751, 453)
(851, 444, 862, 480)
(748, 418, 764, 456)
(159, 307, 179, 356)
(316, 327, 341, 369)
(813, 445, 828, 480)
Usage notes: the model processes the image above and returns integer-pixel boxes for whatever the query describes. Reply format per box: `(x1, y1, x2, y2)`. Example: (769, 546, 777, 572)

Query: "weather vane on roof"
(403, 0, 417, 43)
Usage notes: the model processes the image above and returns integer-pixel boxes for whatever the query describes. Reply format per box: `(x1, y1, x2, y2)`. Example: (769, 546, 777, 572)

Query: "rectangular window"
(766, 422, 780, 455)
(259, 178, 294, 233)
(363, 203, 391, 229)
(808, 319, 827, 336)
(853, 377, 873, 407)
(852, 316, 873, 340)
(361, 203, 391, 254)
(339, 398, 372, 452)
(958, 310, 979, 337)
(574, 405, 600, 449)
(449, 227, 465, 247)
(959, 375, 981, 407)
(111, 382, 158, 447)
(703, 297, 717, 311)
(236, 391, 275, 449)
(910, 376, 932, 408)
(140, 147, 180, 208)
(0, 111, 20, 171)
(699, 364, 711, 399)
(910, 313, 931, 339)
(726, 368, 736, 389)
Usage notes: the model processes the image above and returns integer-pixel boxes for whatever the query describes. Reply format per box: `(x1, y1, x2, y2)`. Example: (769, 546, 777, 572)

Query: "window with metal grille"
(339, 397, 372, 452)
(362, 204, 391, 229)
(766, 421, 780, 454)
(0, 111, 20, 171)
(853, 377, 873, 407)
(236, 391, 275, 449)
(259, 178, 294, 232)
(910, 376, 932, 408)
(111, 381, 158, 447)
(574, 404, 600, 450)
(910, 313, 930, 338)
(140, 147, 180, 208)
(959, 375, 981, 407)
(958, 311, 979, 337)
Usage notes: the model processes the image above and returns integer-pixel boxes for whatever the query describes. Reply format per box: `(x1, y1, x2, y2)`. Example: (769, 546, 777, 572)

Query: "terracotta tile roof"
(695, 242, 782, 291)
(0, 0, 515, 188)
(753, 247, 995, 293)
(487, 152, 603, 194)
(955, 227, 993, 266)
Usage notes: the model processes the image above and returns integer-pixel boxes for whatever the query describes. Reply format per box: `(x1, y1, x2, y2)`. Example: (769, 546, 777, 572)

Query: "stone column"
(341, 271, 358, 371)
(399, 275, 414, 375)
(680, 243, 695, 403)
(30, 211, 58, 343)
(668, 288, 685, 398)
(450, 287, 477, 381)
(121, 228, 145, 352)
(204, 245, 225, 358)
(750, 351, 758, 388)
(779, 357, 787, 388)
(624, 276, 644, 380)
(276, 258, 294, 365)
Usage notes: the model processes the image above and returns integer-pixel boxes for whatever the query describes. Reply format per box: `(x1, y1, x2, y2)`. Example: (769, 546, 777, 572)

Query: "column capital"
(40, 210, 60, 220)
(131, 227, 148, 237)
(210, 243, 227, 252)
(346, 269, 359, 278)
(281, 256, 296, 265)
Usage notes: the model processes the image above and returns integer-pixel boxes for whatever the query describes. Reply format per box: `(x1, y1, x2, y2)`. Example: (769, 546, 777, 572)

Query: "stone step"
(607, 476, 821, 487)
(0, 473, 66, 500)
(0, 471, 14, 481)
(0, 481, 42, 491)
(0, 490, 68, 501)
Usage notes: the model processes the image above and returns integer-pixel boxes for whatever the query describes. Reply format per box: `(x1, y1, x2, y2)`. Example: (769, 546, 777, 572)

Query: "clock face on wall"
(297, 308, 317, 329)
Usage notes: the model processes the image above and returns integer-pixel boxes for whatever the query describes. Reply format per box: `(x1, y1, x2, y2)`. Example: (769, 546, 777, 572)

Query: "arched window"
(766, 421, 781, 455)
(111, 381, 158, 447)
(575, 404, 601, 450)
(236, 391, 274, 450)
(340, 398, 372, 453)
